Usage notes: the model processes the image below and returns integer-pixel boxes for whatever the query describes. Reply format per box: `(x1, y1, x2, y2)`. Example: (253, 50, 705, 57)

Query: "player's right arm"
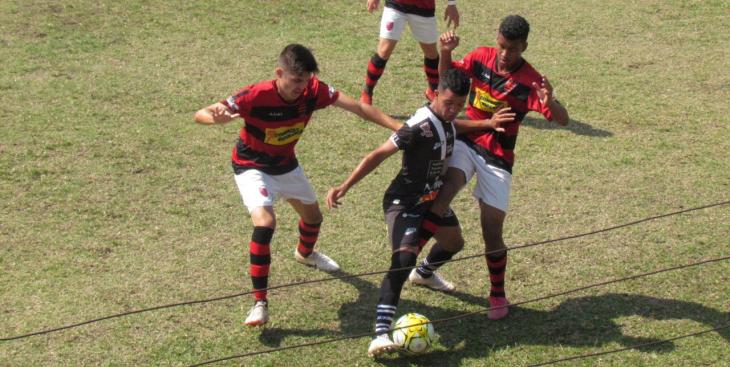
(326, 139, 398, 209)
(438, 31, 460, 76)
(194, 102, 239, 125)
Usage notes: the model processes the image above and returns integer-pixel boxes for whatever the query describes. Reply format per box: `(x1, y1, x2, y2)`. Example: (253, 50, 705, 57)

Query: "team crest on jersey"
(504, 79, 517, 93)
(259, 187, 269, 197)
(328, 85, 336, 98)
(419, 123, 433, 137)
(472, 86, 508, 113)
(264, 123, 305, 145)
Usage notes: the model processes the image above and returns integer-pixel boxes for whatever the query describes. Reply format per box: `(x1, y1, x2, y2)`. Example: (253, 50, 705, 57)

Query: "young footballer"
(417, 15, 570, 321)
(195, 44, 401, 327)
(327, 69, 488, 356)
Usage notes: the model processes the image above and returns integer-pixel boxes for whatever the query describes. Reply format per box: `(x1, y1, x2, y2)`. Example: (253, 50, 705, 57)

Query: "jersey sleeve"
(389, 124, 421, 151)
(526, 79, 554, 121)
(312, 78, 340, 110)
(222, 85, 254, 115)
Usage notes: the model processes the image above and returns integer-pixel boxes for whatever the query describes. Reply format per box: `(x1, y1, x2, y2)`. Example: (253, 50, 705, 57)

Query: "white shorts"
(379, 6, 438, 44)
(448, 140, 512, 212)
(233, 166, 317, 213)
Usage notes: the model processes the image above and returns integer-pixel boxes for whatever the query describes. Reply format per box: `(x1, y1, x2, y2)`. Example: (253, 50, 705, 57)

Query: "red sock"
(363, 54, 388, 96)
(296, 219, 321, 257)
(250, 227, 273, 301)
(486, 253, 507, 298)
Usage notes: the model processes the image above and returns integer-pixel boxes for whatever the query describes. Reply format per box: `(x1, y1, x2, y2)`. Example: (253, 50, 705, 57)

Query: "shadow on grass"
(388, 114, 612, 138)
(259, 271, 728, 365)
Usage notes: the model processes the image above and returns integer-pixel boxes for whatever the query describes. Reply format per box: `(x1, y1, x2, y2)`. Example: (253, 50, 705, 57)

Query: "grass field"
(1, 0, 729, 366)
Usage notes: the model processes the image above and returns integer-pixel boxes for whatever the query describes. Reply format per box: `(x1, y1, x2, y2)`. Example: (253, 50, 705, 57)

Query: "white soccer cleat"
(367, 334, 400, 357)
(408, 268, 455, 292)
(244, 300, 269, 327)
(294, 250, 340, 273)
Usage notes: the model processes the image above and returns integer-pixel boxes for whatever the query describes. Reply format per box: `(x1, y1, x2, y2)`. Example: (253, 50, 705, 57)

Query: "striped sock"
(423, 56, 439, 92)
(296, 219, 321, 258)
(363, 54, 388, 96)
(416, 243, 457, 278)
(249, 226, 274, 301)
(375, 304, 397, 335)
(486, 253, 508, 298)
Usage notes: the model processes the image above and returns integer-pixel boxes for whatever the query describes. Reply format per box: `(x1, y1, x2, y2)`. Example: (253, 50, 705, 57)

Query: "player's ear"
(275, 67, 284, 79)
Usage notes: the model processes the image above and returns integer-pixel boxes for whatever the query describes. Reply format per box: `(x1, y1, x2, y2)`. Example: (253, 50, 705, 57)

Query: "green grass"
(1, 0, 728, 366)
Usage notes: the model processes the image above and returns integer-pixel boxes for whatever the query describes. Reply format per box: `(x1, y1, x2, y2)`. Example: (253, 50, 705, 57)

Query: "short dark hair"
(438, 68, 471, 96)
(278, 44, 319, 74)
(499, 15, 530, 42)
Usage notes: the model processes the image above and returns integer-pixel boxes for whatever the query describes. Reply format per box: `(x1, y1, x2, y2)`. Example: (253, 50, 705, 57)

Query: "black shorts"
(384, 201, 459, 251)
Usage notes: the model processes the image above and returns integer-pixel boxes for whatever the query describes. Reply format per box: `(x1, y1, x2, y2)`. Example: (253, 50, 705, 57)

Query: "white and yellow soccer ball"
(391, 313, 436, 355)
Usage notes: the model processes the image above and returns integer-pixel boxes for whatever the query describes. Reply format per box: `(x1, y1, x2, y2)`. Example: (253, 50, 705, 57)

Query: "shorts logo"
(259, 187, 269, 197)
(386, 22, 394, 31)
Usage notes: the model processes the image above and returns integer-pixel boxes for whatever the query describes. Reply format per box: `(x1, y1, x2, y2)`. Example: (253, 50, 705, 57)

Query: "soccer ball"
(391, 313, 436, 355)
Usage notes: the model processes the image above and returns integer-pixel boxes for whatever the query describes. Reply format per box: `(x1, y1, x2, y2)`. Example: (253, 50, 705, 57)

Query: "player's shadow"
(258, 271, 728, 366)
(521, 115, 612, 137)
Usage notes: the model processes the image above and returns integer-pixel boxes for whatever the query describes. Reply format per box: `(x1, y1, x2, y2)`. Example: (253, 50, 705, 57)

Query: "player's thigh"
(472, 160, 512, 213)
(384, 204, 423, 254)
(432, 209, 464, 252)
(233, 169, 277, 214)
(406, 13, 438, 44)
(447, 140, 477, 186)
(380, 7, 407, 41)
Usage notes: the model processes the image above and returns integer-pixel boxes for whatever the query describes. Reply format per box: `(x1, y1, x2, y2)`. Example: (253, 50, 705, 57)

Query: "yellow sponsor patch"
(472, 87, 507, 113)
(264, 123, 305, 145)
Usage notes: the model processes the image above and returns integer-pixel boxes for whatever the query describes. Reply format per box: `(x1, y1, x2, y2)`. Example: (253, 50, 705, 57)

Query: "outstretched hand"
(326, 186, 347, 209)
(532, 76, 554, 106)
(489, 106, 515, 132)
(439, 31, 459, 52)
(444, 4, 459, 29)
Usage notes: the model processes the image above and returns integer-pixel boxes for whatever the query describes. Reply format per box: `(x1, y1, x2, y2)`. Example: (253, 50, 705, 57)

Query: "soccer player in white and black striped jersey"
(327, 69, 495, 357)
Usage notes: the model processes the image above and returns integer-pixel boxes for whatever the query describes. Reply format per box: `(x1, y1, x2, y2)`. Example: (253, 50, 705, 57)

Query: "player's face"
(495, 33, 527, 72)
(432, 88, 467, 122)
(276, 67, 312, 102)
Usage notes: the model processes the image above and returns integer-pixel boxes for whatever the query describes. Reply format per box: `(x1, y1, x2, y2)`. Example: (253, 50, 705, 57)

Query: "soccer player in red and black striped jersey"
(418, 15, 570, 321)
(194, 44, 401, 327)
(359, 0, 459, 105)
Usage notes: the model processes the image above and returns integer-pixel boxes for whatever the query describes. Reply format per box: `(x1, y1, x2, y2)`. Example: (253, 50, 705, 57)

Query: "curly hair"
(499, 15, 530, 42)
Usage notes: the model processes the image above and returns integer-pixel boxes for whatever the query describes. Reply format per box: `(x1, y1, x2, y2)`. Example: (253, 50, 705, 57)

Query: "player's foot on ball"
(487, 296, 509, 320)
(424, 88, 436, 102)
(294, 250, 340, 273)
(367, 334, 399, 357)
(408, 268, 455, 292)
(244, 300, 269, 326)
(360, 90, 373, 105)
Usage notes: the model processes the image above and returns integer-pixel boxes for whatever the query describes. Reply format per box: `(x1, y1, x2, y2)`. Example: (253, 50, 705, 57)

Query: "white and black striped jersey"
(383, 105, 456, 207)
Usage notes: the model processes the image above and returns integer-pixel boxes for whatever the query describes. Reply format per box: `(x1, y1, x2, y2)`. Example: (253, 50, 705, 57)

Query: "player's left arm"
(332, 92, 403, 131)
(533, 76, 569, 125)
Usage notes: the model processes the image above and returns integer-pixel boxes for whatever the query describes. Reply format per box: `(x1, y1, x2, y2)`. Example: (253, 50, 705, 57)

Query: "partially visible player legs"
(245, 206, 276, 326)
(419, 42, 439, 101)
(410, 215, 464, 292)
(361, 38, 397, 105)
(369, 249, 418, 357)
(479, 201, 510, 320)
(288, 199, 340, 272)
(415, 167, 468, 248)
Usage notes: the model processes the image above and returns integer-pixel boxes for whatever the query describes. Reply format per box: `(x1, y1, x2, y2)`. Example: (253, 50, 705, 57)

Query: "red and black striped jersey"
(385, 0, 436, 17)
(452, 47, 552, 172)
(222, 77, 339, 175)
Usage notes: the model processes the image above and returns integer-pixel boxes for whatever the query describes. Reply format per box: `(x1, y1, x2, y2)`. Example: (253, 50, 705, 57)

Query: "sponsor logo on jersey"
(472, 86, 508, 113)
(419, 123, 433, 137)
(264, 123, 305, 145)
